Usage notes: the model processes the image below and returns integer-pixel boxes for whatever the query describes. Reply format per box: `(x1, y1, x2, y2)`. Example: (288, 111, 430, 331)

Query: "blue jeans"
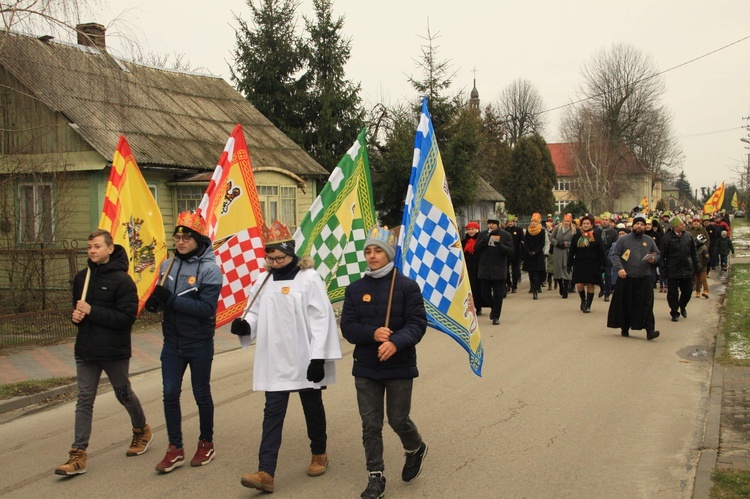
(258, 390, 327, 476)
(161, 342, 214, 448)
(355, 377, 422, 473)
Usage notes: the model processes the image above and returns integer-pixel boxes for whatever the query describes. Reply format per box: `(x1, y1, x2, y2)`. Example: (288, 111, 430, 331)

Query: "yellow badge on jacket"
(282, 287, 290, 294)
(622, 249, 630, 261)
(187, 276, 197, 285)
(363, 294, 371, 302)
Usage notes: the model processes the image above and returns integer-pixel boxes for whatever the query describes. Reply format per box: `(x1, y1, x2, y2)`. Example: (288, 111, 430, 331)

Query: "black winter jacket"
(72, 245, 138, 361)
(660, 230, 698, 279)
(475, 228, 514, 281)
(340, 268, 427, 379)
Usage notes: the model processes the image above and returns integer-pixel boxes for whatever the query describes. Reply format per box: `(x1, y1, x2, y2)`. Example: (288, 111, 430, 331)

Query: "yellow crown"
(175, 211, 207, 235)
(262, 219, 293, 244)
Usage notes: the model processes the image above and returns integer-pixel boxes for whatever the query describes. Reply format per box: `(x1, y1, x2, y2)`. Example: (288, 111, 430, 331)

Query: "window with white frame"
(555, 179, 577, 191)
(280, 186, 297, 230)
(19, 182, 54, 244)
(175, 185, 203, 213)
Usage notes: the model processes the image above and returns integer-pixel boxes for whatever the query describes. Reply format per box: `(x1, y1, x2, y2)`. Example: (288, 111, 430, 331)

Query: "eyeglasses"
(173, 235, 193, 243)
(265, 255, 289, 264)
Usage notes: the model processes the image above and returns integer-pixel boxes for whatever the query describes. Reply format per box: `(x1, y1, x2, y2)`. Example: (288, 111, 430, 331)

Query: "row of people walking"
(58, 215, 428, 499)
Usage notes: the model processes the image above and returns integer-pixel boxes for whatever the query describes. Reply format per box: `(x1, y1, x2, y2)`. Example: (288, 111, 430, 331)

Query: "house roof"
(547, 142, 649, 177)
(547, 143, 577, 176)
(0, 31, 328, 177)
(476, 177, 505, 202)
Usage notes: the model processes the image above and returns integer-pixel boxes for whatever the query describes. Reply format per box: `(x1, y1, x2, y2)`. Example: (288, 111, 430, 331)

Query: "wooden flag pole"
(240, 272, 272, 321)
(384, 267, 398, 329)
(80, 268, 91, 302)
(159, 256, 176, 286)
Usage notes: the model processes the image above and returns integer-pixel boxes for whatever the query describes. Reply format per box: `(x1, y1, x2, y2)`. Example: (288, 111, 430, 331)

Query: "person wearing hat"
(550, 213, 575, 298)
(462, 221, 485, 316)
(145, 212, 222, 473)
(687, 215, 709, 251)
(523, 213, 548, 300)
(340, 226, 429, 499)
(475, 217, 514, 324)
(232, 220, 342, 493)
(503, 215, 524, 293)
(567, 214, 604, 313)
(598, 212, 618, 302)
(718, 229, 735, 272)
(693, 234, 710, 299)
(607, 213, 661, 340)
(659, 215, 698, 322)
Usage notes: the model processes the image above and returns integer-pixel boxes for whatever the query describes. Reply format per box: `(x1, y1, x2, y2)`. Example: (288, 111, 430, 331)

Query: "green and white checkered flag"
(293, 128, 376, 302)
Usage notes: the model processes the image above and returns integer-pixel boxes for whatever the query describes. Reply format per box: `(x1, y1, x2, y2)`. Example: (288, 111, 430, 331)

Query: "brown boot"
(307, 453, 328, 477)
(55, 448, 87, 476)
(241, 470, 274, 492)
(127, 424, 153, 456)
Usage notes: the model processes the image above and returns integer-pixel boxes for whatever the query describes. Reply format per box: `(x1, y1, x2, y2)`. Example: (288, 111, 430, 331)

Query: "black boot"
(547, 275, 552, 290)
(579, 290, 586, 311)
(585, 292, 594, 312)
(556, 279, 563, 296)
(561, 280, 569, 299)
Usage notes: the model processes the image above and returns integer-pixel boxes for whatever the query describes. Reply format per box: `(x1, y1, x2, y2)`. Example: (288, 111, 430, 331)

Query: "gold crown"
(262, 219, 293, 244)
(175, 211, 207, 235)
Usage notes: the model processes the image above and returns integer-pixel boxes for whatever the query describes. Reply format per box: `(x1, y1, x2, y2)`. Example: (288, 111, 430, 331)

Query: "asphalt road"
(0, 286, 718, 498)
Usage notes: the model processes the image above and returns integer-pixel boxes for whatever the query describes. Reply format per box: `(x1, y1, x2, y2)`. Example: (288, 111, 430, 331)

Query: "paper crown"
(175, 211, 206, 235)
(263, 219, 293, 244)
(670, 215, 684, 228)
(601, 211, 611, 219)
(366, 226, 396, 247)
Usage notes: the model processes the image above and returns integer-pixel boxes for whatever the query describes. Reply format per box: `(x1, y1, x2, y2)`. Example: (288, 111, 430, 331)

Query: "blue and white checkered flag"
(396, 98, 484, 376)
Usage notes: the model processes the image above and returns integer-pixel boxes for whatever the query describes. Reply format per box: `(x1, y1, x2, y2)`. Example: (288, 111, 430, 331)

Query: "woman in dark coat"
(522, 212, 547, 300)
(462, 221, 484, 315)
(568, 214, 604, 313)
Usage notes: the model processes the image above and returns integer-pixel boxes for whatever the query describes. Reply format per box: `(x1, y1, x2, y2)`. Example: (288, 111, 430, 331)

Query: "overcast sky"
(92, 0, 750, 196)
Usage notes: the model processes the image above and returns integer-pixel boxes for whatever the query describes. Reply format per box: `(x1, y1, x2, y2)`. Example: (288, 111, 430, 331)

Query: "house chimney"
(76, 23, 106, 52)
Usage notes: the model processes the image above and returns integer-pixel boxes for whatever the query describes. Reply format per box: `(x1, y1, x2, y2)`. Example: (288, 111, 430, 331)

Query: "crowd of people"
(462, 209, 737, 337)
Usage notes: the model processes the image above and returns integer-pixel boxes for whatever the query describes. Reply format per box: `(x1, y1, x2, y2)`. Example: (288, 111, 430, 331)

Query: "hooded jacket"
(156, 234, 222, 349)
(72, 245, 138, 361)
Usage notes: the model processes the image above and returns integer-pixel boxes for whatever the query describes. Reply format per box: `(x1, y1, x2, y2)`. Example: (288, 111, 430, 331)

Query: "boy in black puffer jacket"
(341, 226, 428, 499)
(55, 229, 151, 476)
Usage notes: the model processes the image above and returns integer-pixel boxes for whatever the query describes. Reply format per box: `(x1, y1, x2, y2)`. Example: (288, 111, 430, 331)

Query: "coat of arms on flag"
(294, 128, 376, 302)
(197, 124, 266, 328)
(396, 98, 484, 376)
(99, 136, 167, 313)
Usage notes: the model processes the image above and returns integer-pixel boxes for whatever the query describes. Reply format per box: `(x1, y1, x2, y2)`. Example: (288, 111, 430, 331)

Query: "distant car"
(735, 210, 745, 218)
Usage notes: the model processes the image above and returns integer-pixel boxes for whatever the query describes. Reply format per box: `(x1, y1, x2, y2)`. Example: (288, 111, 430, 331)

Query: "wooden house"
(0, 24, 329, 250)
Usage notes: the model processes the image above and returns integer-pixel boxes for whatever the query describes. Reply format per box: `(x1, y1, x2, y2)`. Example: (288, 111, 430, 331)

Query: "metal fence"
(0, 247, 161, 348)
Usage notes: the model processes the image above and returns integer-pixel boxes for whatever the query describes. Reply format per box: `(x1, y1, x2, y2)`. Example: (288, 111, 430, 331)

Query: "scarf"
(577, 229, 594, 247)
(365, 261, 394, 279)
(527, 224, 541, 236)
(464, 234, 478, 254)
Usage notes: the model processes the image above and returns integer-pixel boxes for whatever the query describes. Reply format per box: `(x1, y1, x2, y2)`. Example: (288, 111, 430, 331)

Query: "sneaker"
(361, 472, 386, 499)
(190, 439, 215, 467)
(241, 470, 274, 492)
(155, 444, 185, 473)
(55, 448, 87, 476)
(402, 442, 428, 482)
(127, 424, 153, 456)
(307, 453, 328, 477)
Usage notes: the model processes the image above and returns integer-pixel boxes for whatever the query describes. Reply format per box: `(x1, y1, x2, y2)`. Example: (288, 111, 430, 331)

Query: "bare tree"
(1, 0, 99, 35)
(495, 78, 546, 146)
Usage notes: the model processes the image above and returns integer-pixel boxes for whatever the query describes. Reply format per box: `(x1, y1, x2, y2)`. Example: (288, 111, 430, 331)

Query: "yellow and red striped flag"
(99, 136, 167, 313)
(703, 182, 725, 214)
(641, 196, 649, 214)
(197, 124, 266, 328)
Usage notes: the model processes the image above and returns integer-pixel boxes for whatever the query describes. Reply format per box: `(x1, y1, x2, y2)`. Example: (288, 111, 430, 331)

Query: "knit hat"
(721, 230, 728, 238)
(466, 221, 480, 230)
(365, 226, 396, 262)
(174, 211, 207, 237)
(487, 218, 500, 225)
(263, 220, 296, 256)
(692, 215, 701, 222)
(669, 215, 684, 228)
(633, 213, 647, 225)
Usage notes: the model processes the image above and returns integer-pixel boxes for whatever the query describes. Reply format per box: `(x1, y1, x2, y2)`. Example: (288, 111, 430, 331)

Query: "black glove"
(306, 359, 325, 383)
(151, 285, 172, 304)
(528, 251, 536, 257)
(144, 295, 160, 313)
(230, 318, 251, 336)
(557, 241, 565, 249)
